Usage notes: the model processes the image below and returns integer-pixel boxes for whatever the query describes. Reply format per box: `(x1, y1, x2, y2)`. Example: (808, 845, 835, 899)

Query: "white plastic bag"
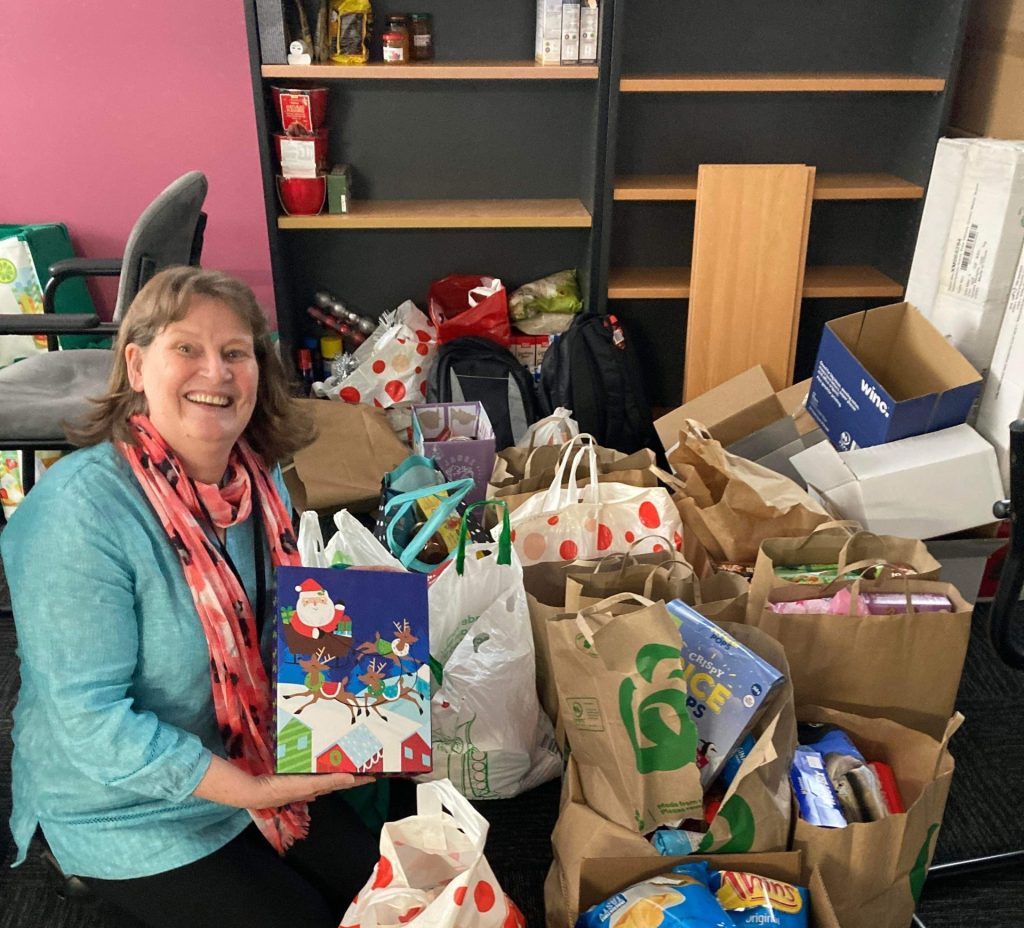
(514, 406, 579, 448)
(339, 779, 526, 928)
(296, 509, 405, 570)
(420, 504, 562, 799)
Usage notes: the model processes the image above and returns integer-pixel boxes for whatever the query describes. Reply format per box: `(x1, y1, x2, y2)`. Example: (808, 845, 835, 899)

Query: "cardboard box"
(906, 138, 971, 319)
(790, 423, 1004, 539)
(412, 401, 496, 504)
(326, 164, 352, 215)
(927, 531, 1006, 604)
(535, 0, 562, 64)
(975, 244, 1024, 493)
(275, 566, 431, 775)
(806, 302, 982, 450)
(579, 0, 600, 64)
(926, 141, 1024, 372)
(560, 0, 580, 64)
(950, 0, 1024, 139)
(575, 853, 840, 928)
(655, 366, 786, 452)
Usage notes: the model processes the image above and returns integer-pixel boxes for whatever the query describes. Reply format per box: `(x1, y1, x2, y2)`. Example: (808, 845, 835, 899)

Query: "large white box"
(975, 246, 1024, 492)
(905, 138, 970, 318)
(926, 140, 1024, 371)
(790, 423, 1003, 539)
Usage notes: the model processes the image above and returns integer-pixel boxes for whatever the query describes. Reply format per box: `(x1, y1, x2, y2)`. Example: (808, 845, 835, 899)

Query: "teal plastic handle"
(455, 500, 512, 575)
(383, 477, 475, 572)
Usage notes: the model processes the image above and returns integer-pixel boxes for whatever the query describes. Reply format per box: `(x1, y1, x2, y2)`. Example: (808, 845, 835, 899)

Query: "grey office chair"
(0, 171, 208, 497)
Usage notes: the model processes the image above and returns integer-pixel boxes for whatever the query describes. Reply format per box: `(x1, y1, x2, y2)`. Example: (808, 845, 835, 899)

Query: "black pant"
(83, 792, 379, 928)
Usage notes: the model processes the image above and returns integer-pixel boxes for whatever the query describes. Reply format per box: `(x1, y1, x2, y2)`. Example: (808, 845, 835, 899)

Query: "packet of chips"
(709, 870, 809, 927)
(576, 861, 731, 928)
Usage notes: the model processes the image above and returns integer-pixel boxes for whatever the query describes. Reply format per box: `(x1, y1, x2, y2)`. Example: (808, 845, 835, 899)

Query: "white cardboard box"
(975, 244, 1024, 493)
(926, 140, 1024, 372)
(790, 423, 1003, 539)
(535, 0, 562, 64)
(905, 138, 970, 318)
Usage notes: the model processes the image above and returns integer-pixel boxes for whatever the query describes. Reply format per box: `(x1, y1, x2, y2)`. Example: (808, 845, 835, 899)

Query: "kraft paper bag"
(522, 553, 686, 732)
(565, 560, 747, 614)
(546, 594, 703, 835)
(486, 437, 658, 525)
(748, 522, 942, 615)
(792, 707, 962, 928)
(282, 398, 409, 512)
(747, 577, 971, 739)
(662, 422, 830, 566)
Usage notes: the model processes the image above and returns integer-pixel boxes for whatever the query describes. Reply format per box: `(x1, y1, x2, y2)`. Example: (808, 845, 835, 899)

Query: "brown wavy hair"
(67, 265, 314, 465)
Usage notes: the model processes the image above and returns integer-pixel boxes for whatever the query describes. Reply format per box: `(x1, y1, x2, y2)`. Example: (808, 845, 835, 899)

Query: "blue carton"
(666, 600, 784, 787)
(806, 302, 981, 450)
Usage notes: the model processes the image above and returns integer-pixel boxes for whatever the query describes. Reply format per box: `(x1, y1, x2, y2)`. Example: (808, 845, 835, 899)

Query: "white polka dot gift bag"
(339, 779, 526, 928)
(319, 300, 438, 408)
(499, 442, 683, 567)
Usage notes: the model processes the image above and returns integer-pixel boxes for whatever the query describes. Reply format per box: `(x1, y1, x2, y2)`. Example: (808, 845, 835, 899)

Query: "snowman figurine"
(287, 39, 312, 66)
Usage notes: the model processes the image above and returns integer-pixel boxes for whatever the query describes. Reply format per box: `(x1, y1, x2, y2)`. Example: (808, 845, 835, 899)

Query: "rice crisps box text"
(275, 566, 431, 775)
(666, 600, 784, 787)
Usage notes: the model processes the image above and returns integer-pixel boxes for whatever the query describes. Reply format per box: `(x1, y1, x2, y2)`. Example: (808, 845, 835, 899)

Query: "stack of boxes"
(535, 0, 600, 66)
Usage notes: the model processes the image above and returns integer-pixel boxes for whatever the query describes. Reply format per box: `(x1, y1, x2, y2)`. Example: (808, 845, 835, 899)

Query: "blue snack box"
(790, 746, 847, 828)
(666, 600, 785, 787)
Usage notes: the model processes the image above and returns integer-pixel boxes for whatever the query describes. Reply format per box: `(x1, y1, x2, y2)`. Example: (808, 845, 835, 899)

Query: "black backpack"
(426, 336, 539, 450)
(538, 313, 663, 459)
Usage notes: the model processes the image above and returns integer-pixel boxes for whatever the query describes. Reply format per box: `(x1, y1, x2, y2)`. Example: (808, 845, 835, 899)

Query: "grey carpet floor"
(1, 547, 1022, 928)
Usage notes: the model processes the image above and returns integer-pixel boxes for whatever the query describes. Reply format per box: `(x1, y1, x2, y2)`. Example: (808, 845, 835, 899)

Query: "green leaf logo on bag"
(619, 643, 698, 773)
(0, 259, 16, 285)
(697, 795, 755, 854)
(909, 823, 940, 902)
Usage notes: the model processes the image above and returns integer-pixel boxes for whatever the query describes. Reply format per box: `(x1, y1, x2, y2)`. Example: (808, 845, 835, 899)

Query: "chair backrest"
(113, 171, 208, 321)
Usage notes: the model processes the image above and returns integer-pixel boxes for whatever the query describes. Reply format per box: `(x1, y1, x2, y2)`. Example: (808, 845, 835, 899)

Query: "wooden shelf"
(619, 72, 946, 93)
(613, 172, 925, 201)
(277, 199, 593, 229)
(607, 265, 904, 299)
(262, 61, 599, 80)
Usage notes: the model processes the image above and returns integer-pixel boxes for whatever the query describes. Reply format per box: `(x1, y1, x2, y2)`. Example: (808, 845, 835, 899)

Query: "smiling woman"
(0, 267, 381, 928)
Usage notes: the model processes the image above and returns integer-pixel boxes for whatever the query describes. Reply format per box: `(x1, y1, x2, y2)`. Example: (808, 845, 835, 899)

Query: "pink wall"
(1, 2, 276, 322)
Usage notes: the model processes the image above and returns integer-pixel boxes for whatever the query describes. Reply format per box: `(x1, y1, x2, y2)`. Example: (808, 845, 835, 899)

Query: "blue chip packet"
(576, 862, 731, 928)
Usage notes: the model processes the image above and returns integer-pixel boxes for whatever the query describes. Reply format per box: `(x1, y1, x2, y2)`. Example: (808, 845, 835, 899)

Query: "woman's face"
(125, 296, 259, 479)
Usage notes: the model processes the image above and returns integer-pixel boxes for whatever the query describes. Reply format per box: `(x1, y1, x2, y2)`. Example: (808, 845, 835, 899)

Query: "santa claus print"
(291, 578, 349, 640)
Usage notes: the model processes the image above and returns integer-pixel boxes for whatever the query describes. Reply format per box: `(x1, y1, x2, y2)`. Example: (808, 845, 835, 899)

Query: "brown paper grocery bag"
(792, 707, 962, 928)
(523, 553, 686, 731)
(282, 399, 409, 512)
(547, 594, 703, 835)
(487, 439, 658, 524)
(748, 523, 942, 615)
(747, 577, 971, 739)
(566, 560, 748, 614)
(694, 622, 796, 855)
(661, 422, 830, 565)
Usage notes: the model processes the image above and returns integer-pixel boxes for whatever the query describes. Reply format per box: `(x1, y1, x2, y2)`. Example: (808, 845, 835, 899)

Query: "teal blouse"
(1, 442, 285, 879)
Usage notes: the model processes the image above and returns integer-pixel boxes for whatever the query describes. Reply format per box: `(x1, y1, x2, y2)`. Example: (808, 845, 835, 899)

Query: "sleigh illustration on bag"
(274, 566, 432, 775)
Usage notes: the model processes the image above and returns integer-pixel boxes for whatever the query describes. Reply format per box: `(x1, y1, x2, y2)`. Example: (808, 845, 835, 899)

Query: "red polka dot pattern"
(559, 539, 578, 560)
(474, 880, 496, 913)
(547, 515, 559, 525)
(371, 856, 393, 889)
(597, 523, 612, 550)
(385, 380, 407, 402)
(639, 501, 661, 528)
(340, 386, 361, 404)
(454, 885, 468, 906)
(372, 359, 386, 374)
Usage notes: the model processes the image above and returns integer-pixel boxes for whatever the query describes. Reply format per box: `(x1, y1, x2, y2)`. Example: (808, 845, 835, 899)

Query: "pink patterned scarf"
(119, 414, 308, 853)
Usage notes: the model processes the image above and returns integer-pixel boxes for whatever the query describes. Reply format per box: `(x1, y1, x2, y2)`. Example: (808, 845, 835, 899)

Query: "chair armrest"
(43, 257, 123, 314)
(0, 314, 101, 335)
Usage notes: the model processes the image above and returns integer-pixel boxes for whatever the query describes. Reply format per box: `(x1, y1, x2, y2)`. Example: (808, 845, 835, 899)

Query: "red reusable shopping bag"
(428, 275, 511, 346)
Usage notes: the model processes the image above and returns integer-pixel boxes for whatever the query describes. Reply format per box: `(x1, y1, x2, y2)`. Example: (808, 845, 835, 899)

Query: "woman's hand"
(249, 772, 376, 809)
(194, 755, 375, 809)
